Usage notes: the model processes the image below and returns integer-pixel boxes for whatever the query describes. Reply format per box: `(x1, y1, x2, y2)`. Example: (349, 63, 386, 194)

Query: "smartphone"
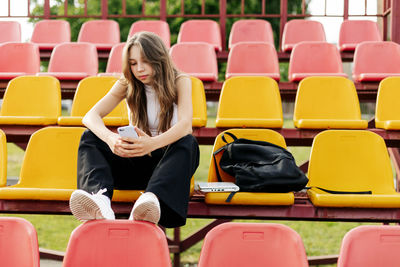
(117, 125, 138, 139)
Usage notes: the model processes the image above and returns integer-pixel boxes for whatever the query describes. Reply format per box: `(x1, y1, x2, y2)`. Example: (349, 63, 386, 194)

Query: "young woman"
(69, 32, 200, 228)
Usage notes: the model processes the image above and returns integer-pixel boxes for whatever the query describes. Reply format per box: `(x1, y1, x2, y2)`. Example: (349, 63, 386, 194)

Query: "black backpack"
(213, 132, 309, 202)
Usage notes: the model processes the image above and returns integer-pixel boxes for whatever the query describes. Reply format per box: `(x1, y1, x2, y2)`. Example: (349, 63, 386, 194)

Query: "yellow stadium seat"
(375, 77, 400, 130)
(0, 129, 7, 187)
(307, 130, 400, 208)
(57, 76, 129, 126)
(216, 77, 283, 128)
(0, 76, 61, 125)
(293, 76, 367, 129)
(205, 129, 294, 205)
(191, 76, 207, 127)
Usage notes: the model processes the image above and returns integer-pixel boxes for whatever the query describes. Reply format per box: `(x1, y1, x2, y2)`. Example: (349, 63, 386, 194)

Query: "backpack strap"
(306, 186, 372, 194)
(225, 192, 236, 203)
(212, 132, 239, 182)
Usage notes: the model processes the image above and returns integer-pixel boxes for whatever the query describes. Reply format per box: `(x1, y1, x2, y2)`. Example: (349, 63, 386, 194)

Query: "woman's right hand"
(106, 132, 136, 157)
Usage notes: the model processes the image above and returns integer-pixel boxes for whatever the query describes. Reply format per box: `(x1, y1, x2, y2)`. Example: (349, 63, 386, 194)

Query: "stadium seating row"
(2, 39, 399, 83)
(2, 75, 400, 130)
(1, 217, 399, 267)
(0, 19, 382, 54)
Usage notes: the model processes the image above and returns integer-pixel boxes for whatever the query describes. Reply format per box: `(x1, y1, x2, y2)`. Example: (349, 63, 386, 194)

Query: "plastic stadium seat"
(77, 20, 120, 50)
(57, 76, 129, 126)
(98, 43, 125, 77)
(0, 42, 40, 79)
(205, 129, 294, 206)
(293, 77, 367, 129)
(63, 220, 171, 267)
(191, 77, 207, 127)
(38, 42, 98, 80)
(225, 42, 280, 81)
(0, 130, 6, 187)
(307, 130, 400, 208)
(30, 19, 71, 50)
(288, 41, 347, 82)
(0, 76, 61, 125)
(281, 20, 326, 52)
(228, 19, 274, 49)
(216, 76, 283, 128)
(337, 225, 400, 267)
(170, 42, 218, 82)
(128, 20, 170, 48)
(178, 19, 222, 51)
(375, 77, 400, 130)
(198, 222, 308, 267)
(0, 217, 39, 267)
(0, 21, 21, 43)
(338, 20, 382, 52)
(352, 41, 400, 82)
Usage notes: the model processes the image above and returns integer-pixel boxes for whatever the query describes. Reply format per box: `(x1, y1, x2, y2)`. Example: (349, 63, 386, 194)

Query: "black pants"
(77, 130, 200, 228)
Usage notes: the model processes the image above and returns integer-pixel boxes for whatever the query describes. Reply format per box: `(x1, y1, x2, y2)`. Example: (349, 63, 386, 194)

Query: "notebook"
(195, 182, 240, 192)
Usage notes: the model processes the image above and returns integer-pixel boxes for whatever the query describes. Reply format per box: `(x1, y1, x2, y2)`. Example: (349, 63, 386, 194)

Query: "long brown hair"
(122, 31, 178, 135)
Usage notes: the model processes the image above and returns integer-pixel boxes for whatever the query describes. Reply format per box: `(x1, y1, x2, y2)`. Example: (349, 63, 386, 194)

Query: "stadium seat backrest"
(78, 20, 120, 49)
(0, 76, 61, 124)
(293, 76, 367, 129)
(0, 21, 21, 43)
(308, 130, 394, 194)
(128, 20, 170, 48)
(216, 76, 283, 128)
(337, 225, 400, 267)
(352, 41, 400, 82)
(288, 41, 345, 82)
(170, 42, 218, 82)
(48, 42, 98, 76)
(208, 128, 287, 183)
(0, 42, 40, 74)
(375, 77, 400, 129)
(0, 130, 6, 187)
(17, 127, 85, 189)
(338, 20, 382, 51)
(226, 42, 280, 80)
(103, 42, 125, 74)
(178, 19, 222, 51)
(58, 76, 128, 126)
(30, 19, 71, 49)
(191, 77, 207, 127)
(0, 217, 39, 267)
(63, 220, 171, 267)
(281, 20, 326, 52)
(198, 222, 308, 267)
(228, 19, 274, 49)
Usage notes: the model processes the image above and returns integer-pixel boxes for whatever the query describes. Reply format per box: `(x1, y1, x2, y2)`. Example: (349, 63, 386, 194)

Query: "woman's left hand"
(123, 127, 155, 157)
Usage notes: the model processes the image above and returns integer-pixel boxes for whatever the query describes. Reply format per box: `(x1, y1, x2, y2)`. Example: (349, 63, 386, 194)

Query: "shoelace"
(92, 188, 107, 196)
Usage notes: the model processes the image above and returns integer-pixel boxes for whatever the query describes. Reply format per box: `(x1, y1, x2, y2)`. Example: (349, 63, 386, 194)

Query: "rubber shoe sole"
(69, 190, 114, 221)
(131, 199, 160, 224)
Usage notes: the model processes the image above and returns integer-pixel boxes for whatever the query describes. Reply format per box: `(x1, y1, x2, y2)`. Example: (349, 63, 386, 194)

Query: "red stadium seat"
(178, 19, 222, 52)
(98, 42, 125, 77)
(352, 41, 400, 82)
(63, 220, 171, 267)
(338, 20, 382, 52)
(78, 20, 120, 51)
(128, 20, 170, 48)
(228, 19, 274, 49)
(198, 222, 308, 267)
(38, 42, 98, 80)
(170, 42, 218, 82)
(0, 21, 21, 43)
(281, 20, 326, 52)
(338, 225, 400, 267)
(30, 19, 71, 50)
(288, 41, 346, 82)
(226, 42, 280, 80)
(0, 217, 40, 267)
(0, 42, 40, 79)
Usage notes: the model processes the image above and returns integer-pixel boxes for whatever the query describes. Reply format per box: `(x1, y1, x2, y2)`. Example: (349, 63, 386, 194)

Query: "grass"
(0, 115, 380, 266)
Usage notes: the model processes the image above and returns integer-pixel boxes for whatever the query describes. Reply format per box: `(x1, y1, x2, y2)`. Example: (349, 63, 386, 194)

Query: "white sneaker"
(129, 192, 160, 224)
(69, 188, 115, 221)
